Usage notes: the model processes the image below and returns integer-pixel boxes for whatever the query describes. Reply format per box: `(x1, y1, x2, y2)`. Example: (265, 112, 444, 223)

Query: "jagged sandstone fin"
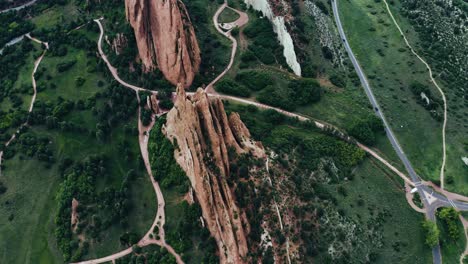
(163, 86, 266, 263)
(125, 0, 201, 87)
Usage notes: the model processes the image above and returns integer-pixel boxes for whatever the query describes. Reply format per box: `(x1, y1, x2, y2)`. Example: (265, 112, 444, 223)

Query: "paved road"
(0, 34, 27, 55)
(0, 35, 47, 177)
(0, 0, 38, 13)
(381, 0, 448, 189)
(94, 9, 468, 263)
(331, 1, 454, 263)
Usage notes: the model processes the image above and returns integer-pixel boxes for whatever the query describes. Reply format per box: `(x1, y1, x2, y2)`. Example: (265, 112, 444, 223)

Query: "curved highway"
(330, 1, 457, 263)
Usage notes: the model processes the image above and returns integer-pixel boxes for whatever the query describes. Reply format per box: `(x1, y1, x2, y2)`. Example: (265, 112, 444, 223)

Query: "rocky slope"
(163, 86, 265, 263)
(125, 0, 201, 88)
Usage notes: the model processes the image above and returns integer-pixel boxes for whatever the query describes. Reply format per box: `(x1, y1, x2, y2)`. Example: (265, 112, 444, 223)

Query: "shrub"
(240, 50, 256, 63)
(0, 181, 7, 194)
(437, 207, 460, 241)
(288, 79, 322, 105)
(250, 44, 275, 65)
(244, 17, 282, 65)
(257, 79, 322, 111)
(422, 220, 440, 247)
(257, 85, 295, 111)
(75, 76, 85, 87)
(235, 71, 273, 91)
(216, 78, 250, 97)
(56, 60, 77, 72)
(330, 74, 346, 88)
(349, 115, 384, 145)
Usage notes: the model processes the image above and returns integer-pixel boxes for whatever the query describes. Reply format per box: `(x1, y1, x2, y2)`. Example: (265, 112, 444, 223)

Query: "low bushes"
(216, 78, 250, 97)
(235, 70, 273, 91)
(257, 78, 322, 111)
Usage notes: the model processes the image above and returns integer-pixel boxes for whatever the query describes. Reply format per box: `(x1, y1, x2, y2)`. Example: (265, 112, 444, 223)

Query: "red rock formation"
(111, 33, 128, 55)
(163, 86, 265, 263)
(125, 0, 201, 88)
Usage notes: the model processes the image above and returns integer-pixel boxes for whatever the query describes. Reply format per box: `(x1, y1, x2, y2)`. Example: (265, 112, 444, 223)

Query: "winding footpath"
(94, 18, 146, 93)
(205, 2, 248, 94)
(92, 4, 467, 263)
(331, 0, 454, 262)
(73, 108, 183, 264)
(265, 157, 292, 264)
(381, 0, 448, 190)
(74, 19, 183, 264)
(0, 35, 48, 177)
(136, 100, 182, 262)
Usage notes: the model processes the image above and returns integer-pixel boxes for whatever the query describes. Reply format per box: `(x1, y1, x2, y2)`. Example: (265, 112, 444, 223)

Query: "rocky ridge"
(125, 0, 201, 88)
(163, 86, 265, 263)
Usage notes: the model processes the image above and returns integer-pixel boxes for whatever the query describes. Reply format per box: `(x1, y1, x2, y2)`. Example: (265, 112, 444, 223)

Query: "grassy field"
(31, 2, 80, 30)
(0, 156, 63, 264)
(211, 0, 406, 173)
(0, 122, 156, 263)
(219, 7, 240, 23)
(0, 24, 156, 262)
(325, 157, 431, 263)
(162, 188, 205, 262)
(383, 0, 468, 196)
(226, 101, 431, 262)
(338, 0, 445, 185)
(1, 42, 42, 112)
(39, 48, 106, 102)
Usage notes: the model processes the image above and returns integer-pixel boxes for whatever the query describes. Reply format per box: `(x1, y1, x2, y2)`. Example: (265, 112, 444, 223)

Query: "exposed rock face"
(164, 86, 265, 263)
(147, 94, 159, 114)
(111, 33, 128, 55)
(125, 0, 201, 88)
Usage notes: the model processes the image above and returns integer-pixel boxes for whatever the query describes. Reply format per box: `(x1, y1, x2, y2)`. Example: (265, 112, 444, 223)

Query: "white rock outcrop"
(462, 157, 468, 167)
(243, 0, 302, 76)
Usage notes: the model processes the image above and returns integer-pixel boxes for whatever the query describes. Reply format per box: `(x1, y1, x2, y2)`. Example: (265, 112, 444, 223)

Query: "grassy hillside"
(0, 21, 156, 263)
(226, 102, 432, 263)
(338, 0, 444, 183)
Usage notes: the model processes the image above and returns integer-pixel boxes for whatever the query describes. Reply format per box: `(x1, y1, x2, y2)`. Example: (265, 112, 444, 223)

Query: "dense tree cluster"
(115, 245, 178, 264)
(0, 41, 35, 110)
(55, 156, 139, 262)
(242, 15, 287, 67)
(216, 78, 251, 97)
(0, 109, 28, 134)
(15, 132, 54, 163)
(235, 70, 273, 91)
(437, 207, 461, 241)
(0, 11, 35, 47)
(149, 118, 189, 193)
(257, 79, 322, 111)
(348, 115, 384, 146)
(149, 118, 218, 263)
(0, 181, 7, 195)
(422, 220, 440, 247)
(55, 156, 102, 261)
